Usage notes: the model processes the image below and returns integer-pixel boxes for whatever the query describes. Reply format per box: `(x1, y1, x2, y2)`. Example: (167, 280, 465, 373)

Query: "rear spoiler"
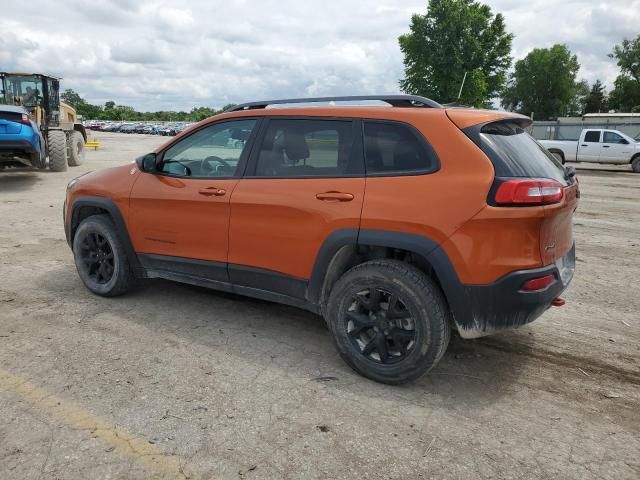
(445, 108, 531, 130)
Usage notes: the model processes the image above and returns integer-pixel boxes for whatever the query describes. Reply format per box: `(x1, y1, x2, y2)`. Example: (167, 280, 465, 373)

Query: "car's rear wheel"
(73, 215, 133, 297)
(326, 260, 450, 384)
(632, 156, 640, 173)
(30, 151, 46, 169)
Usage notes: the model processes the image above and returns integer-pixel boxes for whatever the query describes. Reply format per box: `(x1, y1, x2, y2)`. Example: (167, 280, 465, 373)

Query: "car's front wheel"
(326, 260, 450, 384)
(73, 215, 133, 297)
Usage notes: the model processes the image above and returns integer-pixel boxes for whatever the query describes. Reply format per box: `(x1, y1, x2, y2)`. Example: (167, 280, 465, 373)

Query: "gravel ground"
(0, 132, 638, 479)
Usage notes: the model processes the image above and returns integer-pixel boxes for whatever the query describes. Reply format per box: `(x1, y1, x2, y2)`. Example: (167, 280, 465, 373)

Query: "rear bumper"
(0, 140, 37, 153)
(0, 139, 39, 166)
(450, 244, 576, 338)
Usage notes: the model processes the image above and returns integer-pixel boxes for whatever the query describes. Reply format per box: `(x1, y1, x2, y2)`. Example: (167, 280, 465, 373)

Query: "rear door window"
(253, 119, 361, 177)
(478, 121, 567, 183)
(363, 121, 438, 175)
(583, 131, 601, 143)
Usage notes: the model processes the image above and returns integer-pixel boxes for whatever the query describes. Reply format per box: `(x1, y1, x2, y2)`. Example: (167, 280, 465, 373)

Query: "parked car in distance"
(540, 128, 640, 172)
(64, 95, 578, 384)
(0, 105, 45, 169)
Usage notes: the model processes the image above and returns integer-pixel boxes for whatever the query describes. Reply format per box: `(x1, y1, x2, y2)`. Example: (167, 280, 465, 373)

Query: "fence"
(531, 120, 640, 141)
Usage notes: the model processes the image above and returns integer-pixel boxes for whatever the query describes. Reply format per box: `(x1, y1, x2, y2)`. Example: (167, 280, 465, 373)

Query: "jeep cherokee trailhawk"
(64, 95, 578, 384)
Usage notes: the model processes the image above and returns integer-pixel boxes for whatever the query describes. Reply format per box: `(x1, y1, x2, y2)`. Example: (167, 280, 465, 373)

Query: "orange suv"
(64, 95, 578, 384)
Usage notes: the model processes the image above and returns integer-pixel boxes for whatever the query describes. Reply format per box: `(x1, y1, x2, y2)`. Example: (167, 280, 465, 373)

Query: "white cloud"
(1, 0, 637, 111)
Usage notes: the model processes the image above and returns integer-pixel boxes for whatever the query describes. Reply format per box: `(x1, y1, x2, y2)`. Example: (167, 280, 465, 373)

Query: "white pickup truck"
(540, 129, 640, 173)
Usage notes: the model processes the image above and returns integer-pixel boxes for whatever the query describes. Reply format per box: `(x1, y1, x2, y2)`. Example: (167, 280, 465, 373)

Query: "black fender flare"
(73, 124, 88, 142)
(307, 229, 471, 327)
(67, 196, 142, 275)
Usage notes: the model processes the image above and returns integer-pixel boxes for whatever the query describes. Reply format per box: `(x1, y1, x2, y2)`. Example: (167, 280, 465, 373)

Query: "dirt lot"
(1, 132, 638, 479)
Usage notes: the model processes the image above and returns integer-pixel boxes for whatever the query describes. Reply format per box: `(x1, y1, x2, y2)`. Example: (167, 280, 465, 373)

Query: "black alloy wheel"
(79, 231, 115, 284)
(345, 288, 416, 364)
(73, 215, 133, 296)
(326, 259, 450, 384)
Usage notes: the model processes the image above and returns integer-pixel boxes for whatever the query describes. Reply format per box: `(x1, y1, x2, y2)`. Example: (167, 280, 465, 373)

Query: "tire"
(72, 214, 134, 297)
(30, 151, 46, 169)
(325, 259, 450, 384)
(67, 131, 85, 166)
(47, 130, 68, 172)
(551, 152, 564, 164)
(632, 156, 640, 173)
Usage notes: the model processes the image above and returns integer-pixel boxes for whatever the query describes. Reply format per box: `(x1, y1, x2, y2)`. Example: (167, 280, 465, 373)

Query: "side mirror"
(621, 139, 629, 145)
(564, 165, 576, 180)
(136, 152, 158, 172)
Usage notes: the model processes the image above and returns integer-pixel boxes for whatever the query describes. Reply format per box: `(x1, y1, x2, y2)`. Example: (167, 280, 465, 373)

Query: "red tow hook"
(552, 298, 566, 307)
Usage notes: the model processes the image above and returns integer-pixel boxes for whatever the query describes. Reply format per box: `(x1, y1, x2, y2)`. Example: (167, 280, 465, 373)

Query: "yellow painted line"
(0, 368, 187, 478)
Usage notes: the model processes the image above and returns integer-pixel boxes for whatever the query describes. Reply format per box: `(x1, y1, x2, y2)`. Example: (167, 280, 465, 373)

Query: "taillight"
(521, 274, 556, 291)
(16, 113, 31, 126)
(493, 178, 564, 206)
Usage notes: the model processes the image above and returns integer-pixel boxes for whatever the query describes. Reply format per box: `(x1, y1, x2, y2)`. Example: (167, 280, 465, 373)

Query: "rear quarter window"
(470, 121, 567, 184)
(363, 121, 439, 175)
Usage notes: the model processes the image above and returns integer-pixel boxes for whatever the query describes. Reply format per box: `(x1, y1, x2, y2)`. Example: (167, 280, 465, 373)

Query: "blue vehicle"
(0, 104, 46, 169)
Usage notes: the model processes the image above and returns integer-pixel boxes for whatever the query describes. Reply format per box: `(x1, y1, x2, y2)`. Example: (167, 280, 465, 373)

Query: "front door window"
(160, 119, 256, 177)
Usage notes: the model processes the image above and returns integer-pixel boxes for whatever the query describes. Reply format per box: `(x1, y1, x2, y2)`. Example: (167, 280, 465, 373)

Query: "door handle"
(602, 145, 610, 148)
(316, 191, 354, 202)
(198, 187, 226, 196)
(580, 144, 588, 147)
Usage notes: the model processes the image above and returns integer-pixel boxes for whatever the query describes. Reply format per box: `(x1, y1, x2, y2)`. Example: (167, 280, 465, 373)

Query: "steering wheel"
(200, 156, 231, 176)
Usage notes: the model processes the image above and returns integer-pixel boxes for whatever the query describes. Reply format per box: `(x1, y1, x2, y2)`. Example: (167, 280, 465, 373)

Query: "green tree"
(61, 89, 103, 119)
(583, 80, 608, 113)
(62, 91, 235, 121)
(61, 89, 83, 108)
(501, 44, 580, 119)
(398, 0, 513, 107)
(190, 106, 218, 121)
(608, 35, 640, 112)
(567, 79, 590, 116)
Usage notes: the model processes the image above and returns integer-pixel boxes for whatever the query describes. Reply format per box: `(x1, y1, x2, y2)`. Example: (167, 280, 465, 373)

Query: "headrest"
(283, 129, 310, 161)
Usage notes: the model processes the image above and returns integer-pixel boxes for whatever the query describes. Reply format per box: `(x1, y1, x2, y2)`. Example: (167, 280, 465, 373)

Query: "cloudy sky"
(1, 0, 638, 111)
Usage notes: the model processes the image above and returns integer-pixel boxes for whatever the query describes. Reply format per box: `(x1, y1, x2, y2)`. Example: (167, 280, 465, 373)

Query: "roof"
(227, 95, 442, 111)
(157, 96, 529, 149)
(0, 72, 62, 80)
(0, 105, 27, 114)
(583, 113, 640, 118)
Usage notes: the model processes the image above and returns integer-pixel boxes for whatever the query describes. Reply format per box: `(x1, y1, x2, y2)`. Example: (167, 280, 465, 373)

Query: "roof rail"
(226, 95, 442, 112)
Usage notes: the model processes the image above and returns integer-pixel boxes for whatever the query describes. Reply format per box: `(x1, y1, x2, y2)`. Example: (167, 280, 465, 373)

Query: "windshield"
(3, 75, 44, 113)
(479, 121, 567, 184)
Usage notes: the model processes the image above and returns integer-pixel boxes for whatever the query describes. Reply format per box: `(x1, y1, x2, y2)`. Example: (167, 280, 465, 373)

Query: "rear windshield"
(0, 111, 22, 122)
(479, 122, 566, 183)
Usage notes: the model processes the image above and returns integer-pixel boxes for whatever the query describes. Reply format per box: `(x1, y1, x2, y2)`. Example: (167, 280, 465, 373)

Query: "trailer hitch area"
(552, 298, 566, 307)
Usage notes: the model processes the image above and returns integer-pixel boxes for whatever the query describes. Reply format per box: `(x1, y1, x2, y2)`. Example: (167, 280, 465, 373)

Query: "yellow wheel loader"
(0, 72, 87, 171)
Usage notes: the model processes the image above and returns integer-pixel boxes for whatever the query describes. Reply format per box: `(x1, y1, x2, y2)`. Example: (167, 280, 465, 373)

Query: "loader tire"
(48, 130, 68, 172)
(67, 131, 85, 167)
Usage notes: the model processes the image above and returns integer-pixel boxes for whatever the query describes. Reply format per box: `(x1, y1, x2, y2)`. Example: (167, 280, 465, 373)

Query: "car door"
(128, 118, 259, 282)
(228, 117, 365, 298)
(601, 131, 633, 163)
(578, 130, 601, 162)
